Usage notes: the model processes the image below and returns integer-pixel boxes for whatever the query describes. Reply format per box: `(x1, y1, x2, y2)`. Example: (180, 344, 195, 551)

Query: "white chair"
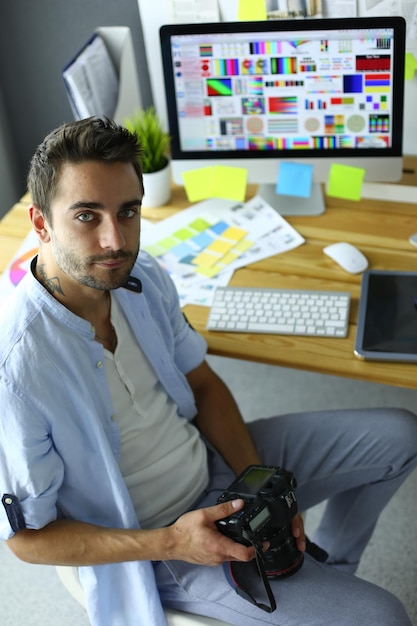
(56, 566, 232, 626)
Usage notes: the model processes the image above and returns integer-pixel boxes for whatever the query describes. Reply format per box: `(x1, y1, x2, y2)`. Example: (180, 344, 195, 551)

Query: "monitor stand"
(257, 182, 325, 216)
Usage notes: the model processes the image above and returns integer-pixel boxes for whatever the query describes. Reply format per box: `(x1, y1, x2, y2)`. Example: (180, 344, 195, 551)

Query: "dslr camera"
(216, 464, 303, 579)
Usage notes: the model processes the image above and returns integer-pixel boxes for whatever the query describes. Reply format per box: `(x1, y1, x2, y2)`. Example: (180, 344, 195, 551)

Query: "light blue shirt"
(0, 250, 207, 626)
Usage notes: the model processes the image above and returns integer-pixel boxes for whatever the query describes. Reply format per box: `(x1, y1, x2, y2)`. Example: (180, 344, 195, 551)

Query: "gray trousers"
(154, 408, 417, 625)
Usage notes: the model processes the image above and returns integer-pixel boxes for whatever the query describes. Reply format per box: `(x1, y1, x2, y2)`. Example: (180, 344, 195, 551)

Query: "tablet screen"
(355, 270, 417, 361)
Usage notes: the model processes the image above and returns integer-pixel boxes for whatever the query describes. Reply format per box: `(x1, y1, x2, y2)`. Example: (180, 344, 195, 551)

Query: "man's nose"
(99, 218, 126, 250)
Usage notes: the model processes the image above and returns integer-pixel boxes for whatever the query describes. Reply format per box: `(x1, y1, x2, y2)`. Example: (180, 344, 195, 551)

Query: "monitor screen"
(160, 17, 405, 215)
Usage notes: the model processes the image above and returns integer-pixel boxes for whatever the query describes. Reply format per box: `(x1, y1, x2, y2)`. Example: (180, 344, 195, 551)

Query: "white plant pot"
(142, 160, 171, 208)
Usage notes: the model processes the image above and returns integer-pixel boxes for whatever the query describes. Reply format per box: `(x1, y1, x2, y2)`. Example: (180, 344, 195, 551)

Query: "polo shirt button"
(96, 361, 103, 368)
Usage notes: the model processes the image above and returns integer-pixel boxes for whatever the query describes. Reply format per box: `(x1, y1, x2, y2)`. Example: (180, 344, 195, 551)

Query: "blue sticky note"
(170, 242, 195, 259)
(190, 231, 214, 250)
(210, 221, 229, 236)
(276, 162, 313, 198)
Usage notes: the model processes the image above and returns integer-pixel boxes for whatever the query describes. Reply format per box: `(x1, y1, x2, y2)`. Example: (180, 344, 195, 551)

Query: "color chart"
(171, 24, 396, 155)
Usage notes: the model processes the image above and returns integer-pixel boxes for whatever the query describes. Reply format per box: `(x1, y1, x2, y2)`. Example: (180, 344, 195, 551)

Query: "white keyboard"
(207, 287, 351, 337)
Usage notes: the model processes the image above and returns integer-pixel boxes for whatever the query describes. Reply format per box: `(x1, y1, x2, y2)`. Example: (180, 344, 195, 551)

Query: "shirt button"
(96, 361, 103, 368)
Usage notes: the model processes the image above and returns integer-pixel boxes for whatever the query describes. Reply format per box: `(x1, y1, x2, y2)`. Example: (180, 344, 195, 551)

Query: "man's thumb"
(213, 498, 244, 521)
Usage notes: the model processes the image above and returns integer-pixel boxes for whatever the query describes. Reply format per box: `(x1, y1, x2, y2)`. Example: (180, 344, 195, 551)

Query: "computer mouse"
(323, 242, 369, 274)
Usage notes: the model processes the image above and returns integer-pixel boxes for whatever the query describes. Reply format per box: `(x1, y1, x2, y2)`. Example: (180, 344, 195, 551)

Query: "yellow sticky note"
(220, 252, 239, 265)
(405, 52, 417, 80)
(327, 164, 365, 202)
(193, 250, 219, 268)
(221, 226, 248, 242)
(233, 239, 253, 254)
(238, 0, 266, 21)
(207, 240, 235, 254)
(182, 167, 214, 202)
(212, 165, 248, 201)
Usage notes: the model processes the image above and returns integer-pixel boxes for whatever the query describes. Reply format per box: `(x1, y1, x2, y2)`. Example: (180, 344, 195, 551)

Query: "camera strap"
(224, 544, 276, 613)
(224, 538, 328, 614)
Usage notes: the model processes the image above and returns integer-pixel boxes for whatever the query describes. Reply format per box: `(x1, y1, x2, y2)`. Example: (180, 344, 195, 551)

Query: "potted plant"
(124, 107, 171, 207)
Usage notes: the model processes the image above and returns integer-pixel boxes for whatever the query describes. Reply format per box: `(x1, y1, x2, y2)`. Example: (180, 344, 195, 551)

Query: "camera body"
(216, 465, 303, 578)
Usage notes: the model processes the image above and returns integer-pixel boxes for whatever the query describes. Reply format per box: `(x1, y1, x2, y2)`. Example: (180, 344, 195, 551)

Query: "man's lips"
(93, 257, 129, 269)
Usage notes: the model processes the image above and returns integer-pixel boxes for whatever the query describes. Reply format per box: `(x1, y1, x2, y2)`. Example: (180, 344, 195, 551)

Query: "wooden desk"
(1, 157, 417, 390)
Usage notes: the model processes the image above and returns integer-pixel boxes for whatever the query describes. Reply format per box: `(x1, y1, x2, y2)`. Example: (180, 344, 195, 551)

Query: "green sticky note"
(189, 217, 212, 232)
(212, 166, 248, 201)
(158, 235, 179, 251)
(405, 52, 417, 80)
(182, 167, 214, 202)
(238, 0, 266, 21)
(327, 163, 365, 202)
(173, 227, 196, 241)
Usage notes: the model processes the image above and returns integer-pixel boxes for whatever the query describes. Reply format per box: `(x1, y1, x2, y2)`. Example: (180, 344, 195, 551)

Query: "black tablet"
(354, 270, 417, 362)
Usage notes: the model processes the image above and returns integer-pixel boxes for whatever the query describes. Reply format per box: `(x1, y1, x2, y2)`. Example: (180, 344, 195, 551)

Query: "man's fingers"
(210, 498, 245, 522)
(292, 513, 306, 552)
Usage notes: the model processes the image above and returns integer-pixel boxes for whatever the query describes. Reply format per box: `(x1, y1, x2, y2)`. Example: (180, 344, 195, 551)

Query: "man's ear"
(29, 206, 51, 243)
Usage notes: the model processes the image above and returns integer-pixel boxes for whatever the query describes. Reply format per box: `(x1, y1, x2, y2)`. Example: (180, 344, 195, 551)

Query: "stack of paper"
(141, 196, 305, 306)
(62, 34, 118, 120)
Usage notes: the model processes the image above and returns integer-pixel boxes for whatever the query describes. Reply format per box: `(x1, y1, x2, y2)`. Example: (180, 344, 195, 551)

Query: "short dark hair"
(27, 117, 143, 222)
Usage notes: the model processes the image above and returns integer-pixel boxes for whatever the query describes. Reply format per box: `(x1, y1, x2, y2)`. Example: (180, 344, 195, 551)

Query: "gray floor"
(1, 356, 416, 625)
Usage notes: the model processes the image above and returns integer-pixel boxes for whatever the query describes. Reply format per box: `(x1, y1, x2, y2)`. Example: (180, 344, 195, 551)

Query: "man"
(0, 117, 416, 626)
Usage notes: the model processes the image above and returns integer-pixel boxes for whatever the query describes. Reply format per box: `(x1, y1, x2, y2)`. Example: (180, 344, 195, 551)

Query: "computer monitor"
(160, 16, 406, 215)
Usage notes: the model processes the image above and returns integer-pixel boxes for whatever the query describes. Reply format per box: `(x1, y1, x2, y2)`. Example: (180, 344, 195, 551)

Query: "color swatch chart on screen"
(171, 26, 396, 153)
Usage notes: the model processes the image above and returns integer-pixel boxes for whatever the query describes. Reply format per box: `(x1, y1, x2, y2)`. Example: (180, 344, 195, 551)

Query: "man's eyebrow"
(67, 199, 142, 212)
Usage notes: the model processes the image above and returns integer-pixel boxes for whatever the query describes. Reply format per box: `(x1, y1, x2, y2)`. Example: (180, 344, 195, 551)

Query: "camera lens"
(261, 525, 304, 579)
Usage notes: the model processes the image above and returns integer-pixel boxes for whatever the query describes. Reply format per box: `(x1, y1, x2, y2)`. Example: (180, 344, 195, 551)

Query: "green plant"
(124, 107, 170, 174)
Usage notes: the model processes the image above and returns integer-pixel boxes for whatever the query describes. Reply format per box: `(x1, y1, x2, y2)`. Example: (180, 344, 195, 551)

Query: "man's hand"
(167, 499, 256, 566)
(291, 512, 306, 553)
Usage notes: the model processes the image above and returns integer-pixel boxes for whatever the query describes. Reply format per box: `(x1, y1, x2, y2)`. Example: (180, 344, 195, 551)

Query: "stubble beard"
(51, 236, 139, 292)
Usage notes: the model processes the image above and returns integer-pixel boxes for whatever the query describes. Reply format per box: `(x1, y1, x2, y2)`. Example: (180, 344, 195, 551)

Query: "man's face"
(44, 160, 142, 292)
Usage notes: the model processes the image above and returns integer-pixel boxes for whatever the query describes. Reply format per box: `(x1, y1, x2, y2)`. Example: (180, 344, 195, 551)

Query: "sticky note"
(207, 239, 234, 254)
(182, 167, 214, 202)
(190, 231, 214, 250)
(233, 239, 253, 254)
(159, 236, 179, 251)
(276, 162, 313, 198)
(221, 226, 248, 242)
(193, 251, 219, 268)
(221, 252, 239, 265)
(238, 0, 266, 21)
(210, 221, 229, 236)
(211, 165, 248, 201)
(405, 52, 417, 80)
(327, 163, 365, 202)
(173, 227, 196, 241)
(183, 166, 247, 203)
(189, 217, 212, 232)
